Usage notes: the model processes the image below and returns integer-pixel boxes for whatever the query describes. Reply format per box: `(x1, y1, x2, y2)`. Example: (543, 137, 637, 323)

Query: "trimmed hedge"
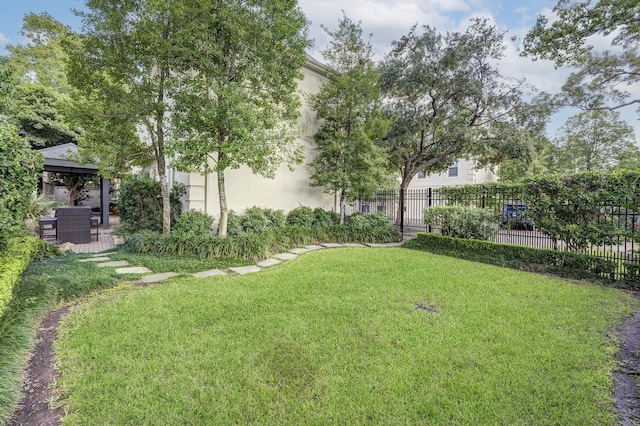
(402, 233, 636, 286)
(127, 225, 402, 261)
(0, 236, 40, 319)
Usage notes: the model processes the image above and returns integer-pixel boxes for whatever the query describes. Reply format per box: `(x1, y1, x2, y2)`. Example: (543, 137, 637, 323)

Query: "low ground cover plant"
(128, 224, 401, 260)
(0, 252, 135, 421)
(55, 248, 638, 424)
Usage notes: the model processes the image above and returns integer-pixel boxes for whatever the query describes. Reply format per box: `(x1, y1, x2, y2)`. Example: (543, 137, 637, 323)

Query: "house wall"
(174, 57, 335, 218)
(408, 159, 497, 189)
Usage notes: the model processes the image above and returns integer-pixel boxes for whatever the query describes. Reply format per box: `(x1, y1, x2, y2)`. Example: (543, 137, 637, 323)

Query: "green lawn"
(55, 248, 638, 425)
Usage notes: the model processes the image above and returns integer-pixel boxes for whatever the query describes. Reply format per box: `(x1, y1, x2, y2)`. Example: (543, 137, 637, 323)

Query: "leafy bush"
(286, 206, 315, 227)
(241, 207, 285, 234)
(0, 236, 40, 319)
(424, 206, 498, 240)
(226, 211, 243, 237)
(172, 210, 214, 235)
(347, 211, 392, 230)
(313, 207, 339, 227)
(346, 212, 371, 230)
(522, 172, 639, 251)
(22, 193, 58, 222)
(226, 207, 286, 236)
(404, 233, 625, 286)
(0, 120, 43, 249)
(287, 206, 339, 228)
(117, 173, 185, 234)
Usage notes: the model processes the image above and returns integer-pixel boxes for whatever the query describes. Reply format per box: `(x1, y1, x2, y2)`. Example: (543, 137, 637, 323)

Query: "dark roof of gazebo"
(37, 143, 98, 175)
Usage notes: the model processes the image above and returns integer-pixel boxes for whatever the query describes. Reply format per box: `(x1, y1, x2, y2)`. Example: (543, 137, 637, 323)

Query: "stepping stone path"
(229, 266, 261, 275)
(81, 241, 404, 283)
(142, 272, 178, 283)
(257, 259, 281, 268)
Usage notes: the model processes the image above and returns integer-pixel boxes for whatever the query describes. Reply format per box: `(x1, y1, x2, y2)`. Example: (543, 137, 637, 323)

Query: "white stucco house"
(408, 159, 497, 190)
(165, 55, 335, 217)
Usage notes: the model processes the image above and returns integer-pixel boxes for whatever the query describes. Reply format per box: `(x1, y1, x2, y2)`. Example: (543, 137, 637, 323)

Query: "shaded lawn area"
(55, 248, 638, 425)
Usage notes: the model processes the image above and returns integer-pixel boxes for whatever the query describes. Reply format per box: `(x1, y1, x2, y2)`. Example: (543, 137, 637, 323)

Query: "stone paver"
(96, 260, 130, 268)
(191, 269, 226, 278)
(257, 259, 281, 268)
(320, 243, 343, 248)
(229, 265, 262, 275)
(79, 257, 111, 262)
(289, 248, 309, 254)
(141, 272, 178, 283)
(273, 252, 297, 260)
(343, 243, 366, 247)
(305, 245, 325, 251)
(94, 251, 117, 257)
(366, 242, 403, 248)
(115, 266, 151, 274)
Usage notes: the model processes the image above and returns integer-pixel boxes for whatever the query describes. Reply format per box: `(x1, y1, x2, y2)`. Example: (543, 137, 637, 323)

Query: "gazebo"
(37, 143, 111, 229)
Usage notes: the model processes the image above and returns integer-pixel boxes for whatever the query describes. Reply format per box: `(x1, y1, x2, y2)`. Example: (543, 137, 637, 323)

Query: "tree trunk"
(338, 191, 345, 225)
(396, 162, 413, 225)
(217, 164, 229, 237)
(157, 150, 171, 234)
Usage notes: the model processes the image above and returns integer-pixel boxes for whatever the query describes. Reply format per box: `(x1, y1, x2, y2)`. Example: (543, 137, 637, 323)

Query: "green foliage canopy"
(523, 0, 640, 114)
(0, 119, 43, 249)
(307, 14, 390, 217)
(379, 19, 539, 192)
(168, 0, 311, 236)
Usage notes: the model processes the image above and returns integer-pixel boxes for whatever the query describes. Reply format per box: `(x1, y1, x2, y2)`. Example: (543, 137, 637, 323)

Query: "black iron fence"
(348, 188, 640, 280)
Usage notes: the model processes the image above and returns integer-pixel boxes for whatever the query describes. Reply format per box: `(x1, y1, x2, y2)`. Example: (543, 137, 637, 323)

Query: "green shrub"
(0, 236, 40, 319)
(117, 173, 185, 234)
(424, 206, 499, 240)
(313, 207, 339, 227)
(346, 212, 371, 230)
(347, 211, 393, 231)
(172, 210, 214, 235)
(286, 206, 315, 227)
(226, 211, 243, 237)
(0, 120, 43, 249)
(404, 233, 625, 285)
(241, 207, 285, 234)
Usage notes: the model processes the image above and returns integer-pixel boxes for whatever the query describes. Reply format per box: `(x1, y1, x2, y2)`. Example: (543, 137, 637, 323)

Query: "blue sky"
(1, 0, 637, 139)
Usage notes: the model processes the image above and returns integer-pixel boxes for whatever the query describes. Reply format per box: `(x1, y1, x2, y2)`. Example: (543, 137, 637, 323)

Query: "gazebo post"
(100, 177, 110, 229)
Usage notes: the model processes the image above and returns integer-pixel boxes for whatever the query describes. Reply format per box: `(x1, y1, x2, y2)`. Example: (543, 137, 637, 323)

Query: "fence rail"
(349, 188, 640, 281)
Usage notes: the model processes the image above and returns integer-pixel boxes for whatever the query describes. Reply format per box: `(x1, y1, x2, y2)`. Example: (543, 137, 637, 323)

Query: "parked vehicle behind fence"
(499, 203, 534, 230)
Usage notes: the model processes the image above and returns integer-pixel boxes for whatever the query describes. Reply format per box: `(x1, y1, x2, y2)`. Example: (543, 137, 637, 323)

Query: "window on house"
(418, 171, 426, 179)
(448, 162, 459, 178)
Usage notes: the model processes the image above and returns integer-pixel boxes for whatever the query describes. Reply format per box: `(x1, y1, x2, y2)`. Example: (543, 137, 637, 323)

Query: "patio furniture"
(39, 217, 57, 241)
(56, 207, 93, 244)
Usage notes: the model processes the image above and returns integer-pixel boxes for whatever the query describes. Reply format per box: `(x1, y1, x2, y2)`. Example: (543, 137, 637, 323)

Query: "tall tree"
(379, 19, 535, 199)
(169, 0, 311, 236)
(2, 13, 80, 147)
(66, 0, 191, 233)
(552, 110, 638, 173)
(523, 0, 639, 115)
(307, 14, 390, 222)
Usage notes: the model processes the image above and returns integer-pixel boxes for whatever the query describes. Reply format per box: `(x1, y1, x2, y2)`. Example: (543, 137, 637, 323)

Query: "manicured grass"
(56, 248, 638, 425)
(107, 252, 252, 273)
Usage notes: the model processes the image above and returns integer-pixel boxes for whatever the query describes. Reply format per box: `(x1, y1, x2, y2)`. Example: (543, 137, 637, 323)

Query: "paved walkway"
(79, 242, 405, 284)
(66, 215, 119, 254)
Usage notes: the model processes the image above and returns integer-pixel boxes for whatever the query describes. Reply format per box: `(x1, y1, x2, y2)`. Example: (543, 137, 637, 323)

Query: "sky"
(0, 0, 638, 139)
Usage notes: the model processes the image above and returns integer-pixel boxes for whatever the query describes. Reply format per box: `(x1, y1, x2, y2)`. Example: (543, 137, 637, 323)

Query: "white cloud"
(0, 32, 10, 47)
